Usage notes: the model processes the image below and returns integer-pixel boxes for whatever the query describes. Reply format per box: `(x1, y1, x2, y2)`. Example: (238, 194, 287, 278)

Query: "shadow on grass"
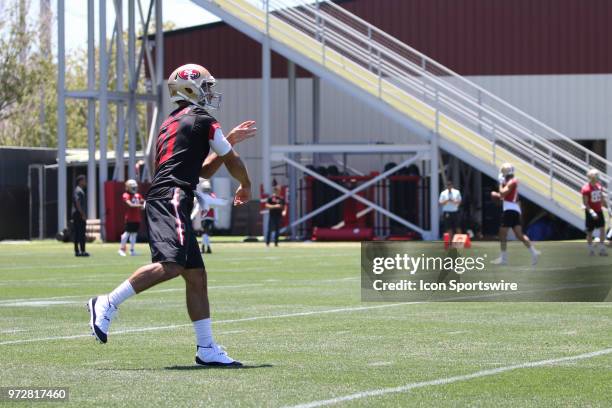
(164, 363, 274, 371)
(95, 363, 273, 371)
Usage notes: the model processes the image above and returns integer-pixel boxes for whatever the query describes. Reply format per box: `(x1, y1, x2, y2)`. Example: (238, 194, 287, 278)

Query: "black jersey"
(147, 104, 231, 200)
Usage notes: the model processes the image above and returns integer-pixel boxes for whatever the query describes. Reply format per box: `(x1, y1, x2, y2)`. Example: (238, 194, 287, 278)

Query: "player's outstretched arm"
(201, 121, 256, 179)
(221, 150, 252, 206)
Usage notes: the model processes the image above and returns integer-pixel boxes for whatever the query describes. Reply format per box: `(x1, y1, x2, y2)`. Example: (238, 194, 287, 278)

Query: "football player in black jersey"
(88, 64, 256, 366)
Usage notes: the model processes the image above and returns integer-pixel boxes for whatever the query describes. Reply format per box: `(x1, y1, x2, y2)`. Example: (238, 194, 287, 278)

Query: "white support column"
(127, 0, 137, 180)
(429, 132, 440, 240)
(56, 0, 67, 233)
(261, 39, 272, 194)
(261, 27, 272, 240)
(607, 137, 612, 190)
(99, 0, 109, 240)
(86, 0, 96, 219)
(312, 76, 320, 164)
(287, 60, 297, 239)
(114, 0, 126, 181)
(154, 0, 164, 132)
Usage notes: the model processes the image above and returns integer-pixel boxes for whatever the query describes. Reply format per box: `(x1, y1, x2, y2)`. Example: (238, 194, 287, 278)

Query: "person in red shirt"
(581, 169, 608, 256)
(490, 163, 540, 266)
(118, 179, 144, 256)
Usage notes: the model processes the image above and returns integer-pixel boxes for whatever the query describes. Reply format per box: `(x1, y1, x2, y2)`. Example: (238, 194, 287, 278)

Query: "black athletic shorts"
(201, 219, 214, 233)
(501, 210, 521, 228)
(145, 187, 204, 269)
(443, 211, 459, 231)
(125, 222, 140, 233)
(585, 210, 605, 232)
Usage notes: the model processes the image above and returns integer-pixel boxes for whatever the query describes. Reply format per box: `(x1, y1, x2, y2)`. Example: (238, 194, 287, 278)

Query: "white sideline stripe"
(0, 252, 352, 272)
(0, 263, 272, 272)
(0, 283, 264, 305)
(0, 280, 598, 307)
(288, 348, 612, 408)
(0, 277, 356, 305)
(0, 302, 411, 346)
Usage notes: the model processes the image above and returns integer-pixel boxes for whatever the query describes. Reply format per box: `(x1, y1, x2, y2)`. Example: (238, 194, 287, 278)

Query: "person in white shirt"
(439, 180, 462, 237)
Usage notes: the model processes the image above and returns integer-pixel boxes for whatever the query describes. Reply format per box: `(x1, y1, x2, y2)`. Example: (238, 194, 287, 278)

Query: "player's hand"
(491, 191, 500, 201)
(233, 184, 251, 206)
(226, 121, 257, 146)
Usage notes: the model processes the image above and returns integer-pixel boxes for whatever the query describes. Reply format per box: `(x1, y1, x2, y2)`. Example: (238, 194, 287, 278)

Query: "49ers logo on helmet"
(177, 68, 201, 80)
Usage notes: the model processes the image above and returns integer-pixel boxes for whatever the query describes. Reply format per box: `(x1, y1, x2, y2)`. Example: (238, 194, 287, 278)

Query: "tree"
(0, 0, 168, 151)
(0, 0, 51, 145)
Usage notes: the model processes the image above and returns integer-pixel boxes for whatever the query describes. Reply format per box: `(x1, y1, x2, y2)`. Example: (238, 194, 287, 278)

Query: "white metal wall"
(163, 74, 612, 191)
(469, 74, 612, 141)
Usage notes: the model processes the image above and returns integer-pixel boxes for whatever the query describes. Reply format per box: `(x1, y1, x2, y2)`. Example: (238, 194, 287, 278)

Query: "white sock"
(108, 280, 136, 307)
(588, 243, 594, 251)
(599, 242, 606, 251)
(203, 234, 210, 247)
(528, 245, 537, 255)
(120, 232, 129, 249)
(193, 318, 213, 347)
(500, 250, 507, 261)
(129, 233, 137, 251)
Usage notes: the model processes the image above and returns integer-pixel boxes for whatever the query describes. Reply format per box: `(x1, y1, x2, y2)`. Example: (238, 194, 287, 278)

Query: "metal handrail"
(264, 0, 608, 192)
(322, 0, 611, 171)
(284, 1, 604, 175)
(268, 1, 588, 180)
(219, 0, 605, 211)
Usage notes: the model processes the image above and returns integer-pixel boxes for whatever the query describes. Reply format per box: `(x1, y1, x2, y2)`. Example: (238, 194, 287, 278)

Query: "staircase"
(190, 0, 611, 230)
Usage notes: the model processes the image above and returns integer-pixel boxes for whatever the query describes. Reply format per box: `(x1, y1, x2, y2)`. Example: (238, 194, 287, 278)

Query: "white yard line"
(0, 302, 411, 346)
(0, 252, 352, 272)
(0, 283, 264, 305)
(0, 278, 357, 305)
(287, 348, 612, 408)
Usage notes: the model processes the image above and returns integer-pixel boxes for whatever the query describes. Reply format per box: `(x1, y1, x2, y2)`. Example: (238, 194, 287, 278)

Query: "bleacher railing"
(214, 0, 611, 209)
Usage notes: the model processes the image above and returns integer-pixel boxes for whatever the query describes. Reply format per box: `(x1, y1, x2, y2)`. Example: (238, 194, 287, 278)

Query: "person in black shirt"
(87, 63, 255, 367)
(72, 175, 89, 257)
(265, 185, 286, 247)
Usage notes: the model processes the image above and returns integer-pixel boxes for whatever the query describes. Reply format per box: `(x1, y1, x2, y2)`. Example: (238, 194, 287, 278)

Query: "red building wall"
(159, 0, 612, 78)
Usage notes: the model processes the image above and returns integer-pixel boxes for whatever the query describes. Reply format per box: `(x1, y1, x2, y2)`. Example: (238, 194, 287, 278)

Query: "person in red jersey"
(490, 163, 540, 266)
(87, 63, 256, 367)
(581, 169, 608, 256)
(118, 179, 144, 257)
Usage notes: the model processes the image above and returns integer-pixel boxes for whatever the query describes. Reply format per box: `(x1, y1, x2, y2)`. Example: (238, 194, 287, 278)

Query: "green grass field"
(0, 240, 610, 407)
